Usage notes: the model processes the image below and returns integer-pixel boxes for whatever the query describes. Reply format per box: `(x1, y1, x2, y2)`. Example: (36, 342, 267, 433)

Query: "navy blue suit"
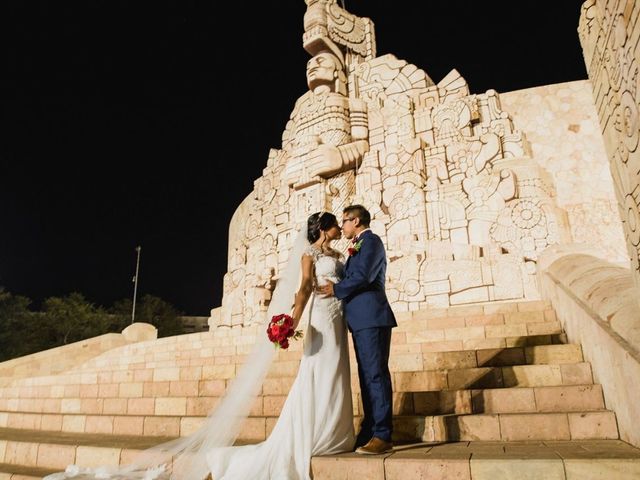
(333, 229, 396, 444)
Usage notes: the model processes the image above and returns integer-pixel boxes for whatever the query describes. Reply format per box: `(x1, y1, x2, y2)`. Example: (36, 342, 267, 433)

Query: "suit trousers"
(351, 326, 393, 444)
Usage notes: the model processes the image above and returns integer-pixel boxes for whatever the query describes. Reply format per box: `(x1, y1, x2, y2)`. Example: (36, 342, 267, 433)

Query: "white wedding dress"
(207, 246, 355, 479)
(44, 245, 354, 480)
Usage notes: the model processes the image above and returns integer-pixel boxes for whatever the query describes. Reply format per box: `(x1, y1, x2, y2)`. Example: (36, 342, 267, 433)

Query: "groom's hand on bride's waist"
(317, 281, 335, 297)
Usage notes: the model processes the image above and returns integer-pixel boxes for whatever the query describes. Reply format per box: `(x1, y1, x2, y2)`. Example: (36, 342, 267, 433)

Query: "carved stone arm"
(307, 139, 369, 179)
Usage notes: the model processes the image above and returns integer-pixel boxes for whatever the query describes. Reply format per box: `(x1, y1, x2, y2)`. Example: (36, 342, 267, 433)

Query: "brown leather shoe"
(354, 436, 393, 455)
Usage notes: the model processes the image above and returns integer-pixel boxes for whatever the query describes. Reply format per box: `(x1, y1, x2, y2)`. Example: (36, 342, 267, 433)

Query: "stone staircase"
(0, 300, 639, 479)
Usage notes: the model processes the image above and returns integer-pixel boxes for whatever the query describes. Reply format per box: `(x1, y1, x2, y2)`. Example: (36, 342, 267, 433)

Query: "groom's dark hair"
(343, 205, 371, 227)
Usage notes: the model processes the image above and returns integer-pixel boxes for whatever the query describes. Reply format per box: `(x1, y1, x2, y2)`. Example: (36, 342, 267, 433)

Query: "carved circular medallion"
(403, 279, 420, 296)
(511, 200, 543, 229)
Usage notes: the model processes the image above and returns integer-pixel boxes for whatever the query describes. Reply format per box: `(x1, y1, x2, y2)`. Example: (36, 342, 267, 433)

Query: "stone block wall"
(501, 80, 627, 263)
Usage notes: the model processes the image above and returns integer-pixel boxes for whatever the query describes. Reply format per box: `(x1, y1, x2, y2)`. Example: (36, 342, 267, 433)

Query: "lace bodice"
(304, 246, 344, 286)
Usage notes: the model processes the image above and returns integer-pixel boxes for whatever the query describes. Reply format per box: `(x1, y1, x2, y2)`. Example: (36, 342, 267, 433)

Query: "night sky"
(2, 1, 588, 315)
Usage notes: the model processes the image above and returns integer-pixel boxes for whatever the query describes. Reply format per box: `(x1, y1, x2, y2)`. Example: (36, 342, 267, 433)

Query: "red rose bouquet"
(267, 313, 303, 349)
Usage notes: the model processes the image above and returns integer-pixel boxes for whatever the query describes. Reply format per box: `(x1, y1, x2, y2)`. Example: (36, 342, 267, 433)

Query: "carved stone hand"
(308, 144, 344, 178)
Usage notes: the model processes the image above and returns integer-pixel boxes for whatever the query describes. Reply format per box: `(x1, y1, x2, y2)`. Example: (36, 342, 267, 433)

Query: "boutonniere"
(348, 238, 363, 256)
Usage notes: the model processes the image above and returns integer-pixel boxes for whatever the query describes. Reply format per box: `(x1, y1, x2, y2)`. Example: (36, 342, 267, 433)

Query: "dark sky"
(2, 1, 588, 315)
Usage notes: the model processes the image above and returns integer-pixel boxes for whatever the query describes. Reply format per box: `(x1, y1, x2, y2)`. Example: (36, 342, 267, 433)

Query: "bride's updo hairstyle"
(307, 211, 338, 243)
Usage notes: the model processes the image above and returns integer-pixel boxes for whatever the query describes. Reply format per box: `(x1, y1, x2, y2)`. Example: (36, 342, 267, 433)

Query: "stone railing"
(0, 323, 158, 385)
(539, 246, 640, 447)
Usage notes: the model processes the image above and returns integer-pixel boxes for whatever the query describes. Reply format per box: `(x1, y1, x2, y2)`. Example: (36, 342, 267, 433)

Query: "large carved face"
(306, 52, 342, 91)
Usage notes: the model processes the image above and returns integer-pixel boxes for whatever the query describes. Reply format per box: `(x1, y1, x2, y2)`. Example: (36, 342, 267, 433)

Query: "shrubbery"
(0, 289, 185, 362)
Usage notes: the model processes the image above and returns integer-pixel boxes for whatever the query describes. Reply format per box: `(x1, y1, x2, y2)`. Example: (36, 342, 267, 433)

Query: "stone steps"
(0, 333, 568, 392)
(0, 407, 621, 473)
(0, 405, 618, 441)
(0, 405, 619, 447)
(0, 464, 52, 479)
(2, 341, 569, 391)
(51, 330, 565, 374)
(0, 427, 160, 475)
(0, 300, 627, 477)
(391, 361, 593, 392)
(0, 356, 592, 425)
(0, 302, 557, 384)
(0, 430, 633, 478)
(0, 383, 607, 439)
(310, 440, 640, 480)
(396, 318, 562, 341)
(389, 343, 583, 373)
(93, 320, 564, 361)
(390, 410, 618, 443)
(0, 381, 603, 417)
(393, 332, 567, 354)
(0, 343, 580, 398)
(394, 384, 605, 416)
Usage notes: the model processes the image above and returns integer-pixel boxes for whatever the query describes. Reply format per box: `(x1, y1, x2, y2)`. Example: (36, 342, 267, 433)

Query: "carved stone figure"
(283, 51, 369, 190)
(215, 0, 579, 325)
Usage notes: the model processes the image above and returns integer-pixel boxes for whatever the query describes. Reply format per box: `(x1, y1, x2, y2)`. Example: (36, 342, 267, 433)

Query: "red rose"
(348, 239, 363, 256)
(267, 313, 302, 349)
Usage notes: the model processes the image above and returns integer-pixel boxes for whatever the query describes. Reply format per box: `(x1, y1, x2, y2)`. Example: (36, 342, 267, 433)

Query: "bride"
(44, 211, 355, 480)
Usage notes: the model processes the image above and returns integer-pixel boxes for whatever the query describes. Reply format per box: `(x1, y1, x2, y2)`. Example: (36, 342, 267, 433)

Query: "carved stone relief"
(579, 0, 640, 297)
(212, 1, 623, 326)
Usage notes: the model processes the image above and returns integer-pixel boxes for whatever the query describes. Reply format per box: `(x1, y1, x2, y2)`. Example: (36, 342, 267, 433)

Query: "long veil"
(44, 230, 311, 480)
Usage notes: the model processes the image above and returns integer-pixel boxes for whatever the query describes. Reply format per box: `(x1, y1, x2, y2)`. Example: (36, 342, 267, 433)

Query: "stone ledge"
(539, 250, 640, 357)
(540, 249, 640, 449)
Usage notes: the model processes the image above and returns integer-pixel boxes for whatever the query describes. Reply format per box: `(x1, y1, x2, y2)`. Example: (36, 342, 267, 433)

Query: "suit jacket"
(333, 230, 397, 332)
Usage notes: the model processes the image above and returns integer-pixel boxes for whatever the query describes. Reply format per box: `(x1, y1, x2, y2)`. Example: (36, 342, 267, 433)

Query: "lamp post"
(131, 245, 142, 324)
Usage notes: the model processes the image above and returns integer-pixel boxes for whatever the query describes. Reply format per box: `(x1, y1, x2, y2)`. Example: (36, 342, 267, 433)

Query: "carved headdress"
(303, 0, 376, 65)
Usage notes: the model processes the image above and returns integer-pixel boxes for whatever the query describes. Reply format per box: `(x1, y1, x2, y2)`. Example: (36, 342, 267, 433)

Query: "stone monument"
(218, 0, 617, 327)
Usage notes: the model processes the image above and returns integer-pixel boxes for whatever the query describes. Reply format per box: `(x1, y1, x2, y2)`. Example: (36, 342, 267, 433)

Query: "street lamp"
(131, 245, 142, 324)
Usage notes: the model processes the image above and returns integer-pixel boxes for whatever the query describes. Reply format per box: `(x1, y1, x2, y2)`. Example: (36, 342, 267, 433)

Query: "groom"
(318, 205, 397, 455)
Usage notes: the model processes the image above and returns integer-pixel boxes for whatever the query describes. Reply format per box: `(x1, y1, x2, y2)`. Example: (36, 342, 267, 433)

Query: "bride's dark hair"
(307, 211, 338, 243)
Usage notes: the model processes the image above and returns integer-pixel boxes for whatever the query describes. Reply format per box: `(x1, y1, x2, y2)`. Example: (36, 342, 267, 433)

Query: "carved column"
(579, 0, 640, 300)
